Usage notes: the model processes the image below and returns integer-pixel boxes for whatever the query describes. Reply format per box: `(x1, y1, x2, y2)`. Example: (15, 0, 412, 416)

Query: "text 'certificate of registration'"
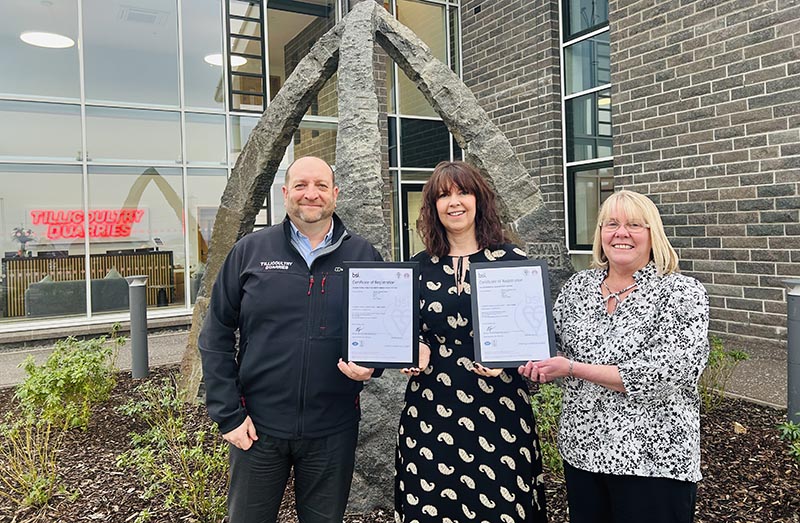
(470, 259, 556, 367)
(343, 262, 419, 368)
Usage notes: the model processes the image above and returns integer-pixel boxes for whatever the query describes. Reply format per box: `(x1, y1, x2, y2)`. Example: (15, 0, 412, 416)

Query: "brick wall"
(460, 0, 566, 228)
(285, 16, 338, 162)
(610, 0, 800, 350)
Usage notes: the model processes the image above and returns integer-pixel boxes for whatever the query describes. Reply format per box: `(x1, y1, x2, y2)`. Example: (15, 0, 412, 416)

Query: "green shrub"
(698, 335, 748, 412)
(117, 376, 229, 523)
(777, 416, 800, 464)
(15, 334, 123, 429)
(0, 417, 65, 507)
(530, 383, 564, 479)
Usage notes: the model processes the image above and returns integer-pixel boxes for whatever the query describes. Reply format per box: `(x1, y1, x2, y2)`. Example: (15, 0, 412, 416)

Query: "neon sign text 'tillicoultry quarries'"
(29, 209, 146, 240)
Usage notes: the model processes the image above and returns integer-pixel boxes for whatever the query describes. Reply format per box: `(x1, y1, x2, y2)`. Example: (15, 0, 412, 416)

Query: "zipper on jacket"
(307, 275, 314, 296)
(320, 272, 328, 332)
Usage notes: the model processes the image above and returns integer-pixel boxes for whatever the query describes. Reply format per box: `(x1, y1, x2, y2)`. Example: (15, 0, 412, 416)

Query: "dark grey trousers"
(227, 425, 359, 523)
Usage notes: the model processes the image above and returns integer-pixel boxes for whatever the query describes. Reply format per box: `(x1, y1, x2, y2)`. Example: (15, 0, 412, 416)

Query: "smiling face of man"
(282, 156, 338, 228)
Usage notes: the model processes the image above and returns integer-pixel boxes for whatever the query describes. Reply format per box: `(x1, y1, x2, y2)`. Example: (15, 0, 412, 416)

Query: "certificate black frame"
(342, 261, 420, 368)
(470, 259, 557, 367)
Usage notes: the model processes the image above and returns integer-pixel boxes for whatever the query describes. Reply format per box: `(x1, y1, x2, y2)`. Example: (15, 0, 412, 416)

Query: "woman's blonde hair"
(590, 189, 680, 275)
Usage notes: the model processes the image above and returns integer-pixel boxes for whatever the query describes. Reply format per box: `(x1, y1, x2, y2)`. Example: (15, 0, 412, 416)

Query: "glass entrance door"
(401, 184, 425, 260)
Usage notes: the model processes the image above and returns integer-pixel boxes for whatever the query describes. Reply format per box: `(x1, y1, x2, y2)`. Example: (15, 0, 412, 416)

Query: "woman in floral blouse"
(519, 189, 709, 523)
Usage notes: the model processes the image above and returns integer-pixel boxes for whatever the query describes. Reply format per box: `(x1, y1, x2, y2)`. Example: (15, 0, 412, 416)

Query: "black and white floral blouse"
(553, 262, 709, 482)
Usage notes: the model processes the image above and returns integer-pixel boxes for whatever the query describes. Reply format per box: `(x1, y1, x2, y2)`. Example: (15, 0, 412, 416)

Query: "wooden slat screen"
(2, 251, 174, 318)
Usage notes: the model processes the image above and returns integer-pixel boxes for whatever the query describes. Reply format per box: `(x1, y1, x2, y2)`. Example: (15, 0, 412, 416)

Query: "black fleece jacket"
(199, 214, 382, 438)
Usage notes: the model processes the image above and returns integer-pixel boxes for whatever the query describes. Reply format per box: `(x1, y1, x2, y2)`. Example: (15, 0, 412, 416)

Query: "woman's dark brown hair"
(416, 161, 507, 257)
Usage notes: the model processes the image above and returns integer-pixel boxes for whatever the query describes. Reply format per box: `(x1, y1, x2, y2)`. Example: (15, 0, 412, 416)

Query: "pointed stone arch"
(178, 1, 572, 509)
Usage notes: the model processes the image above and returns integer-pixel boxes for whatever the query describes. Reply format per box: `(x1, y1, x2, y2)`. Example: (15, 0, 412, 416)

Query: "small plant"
(698, 335, 748, 412)
(15, 334, 123, 429)
(117, 376, 229, 523)
(0, 417, 66, 507)
(530, 383, 564, 479)
(777, 416, 800, 464)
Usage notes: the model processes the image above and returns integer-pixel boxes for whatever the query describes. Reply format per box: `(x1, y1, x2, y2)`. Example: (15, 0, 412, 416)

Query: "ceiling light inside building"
(204, 54, 247, 67)
(20, 31, 75, 49)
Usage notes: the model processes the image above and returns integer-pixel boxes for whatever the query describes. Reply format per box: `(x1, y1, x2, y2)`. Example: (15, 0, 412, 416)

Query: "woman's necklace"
(602, 280, 637, 309)
(453, 254, 470, 295)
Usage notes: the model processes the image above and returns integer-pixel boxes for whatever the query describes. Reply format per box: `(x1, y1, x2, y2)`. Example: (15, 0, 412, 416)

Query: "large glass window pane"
(186, 168, 227, 303)
(83, 0, 180, 106)
(565, 32, 610, 95)
(569, 164, 613, 248)
(564, 0, 609, 39)
(0, 0, 80, 100)
(86, 107, 181, 164)
(0, 100, 82, 162)
(230, 115, 260, 164)
(186, 113, 227, 165)
(396, 0, 446, 117)
(0, 164, 86, 321)
(87, 166, 186, 310)
(400, 118, 450, 168)
(388, 117, 398, 167)
(183, 0, 225, 110)
(565, 90, 612, 162)
(267, 1, 337, 117)
(448, 6, 460, 75)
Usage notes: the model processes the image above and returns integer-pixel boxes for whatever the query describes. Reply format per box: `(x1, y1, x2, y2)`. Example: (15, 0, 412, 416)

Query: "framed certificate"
(342, 261, 419, 368)
(470, 259, 556, 367)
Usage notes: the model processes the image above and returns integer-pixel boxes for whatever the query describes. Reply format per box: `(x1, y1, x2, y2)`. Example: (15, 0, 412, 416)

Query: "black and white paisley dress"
(394, 245, 547, 523)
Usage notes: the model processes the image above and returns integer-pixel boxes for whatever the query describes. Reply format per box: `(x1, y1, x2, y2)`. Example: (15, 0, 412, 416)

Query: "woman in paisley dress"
(520, 190, 709, 523)
(394, 161, 548, 523)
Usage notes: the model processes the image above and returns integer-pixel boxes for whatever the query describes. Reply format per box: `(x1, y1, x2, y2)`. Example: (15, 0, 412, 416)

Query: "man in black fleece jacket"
(199, 156, 383, 523)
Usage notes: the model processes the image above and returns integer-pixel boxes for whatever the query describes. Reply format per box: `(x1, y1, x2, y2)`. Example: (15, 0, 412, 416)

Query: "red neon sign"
(30, 209, 146, 240)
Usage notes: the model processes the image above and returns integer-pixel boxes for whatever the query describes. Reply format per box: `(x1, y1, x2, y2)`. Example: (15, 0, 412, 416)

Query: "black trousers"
(564, 461, 697, 523)
(227, 425, 359, 523)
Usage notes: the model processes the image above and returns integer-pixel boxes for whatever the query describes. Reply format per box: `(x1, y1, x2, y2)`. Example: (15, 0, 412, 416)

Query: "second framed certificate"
(470, 259, 556, 367)
(342, 262, 419, 368)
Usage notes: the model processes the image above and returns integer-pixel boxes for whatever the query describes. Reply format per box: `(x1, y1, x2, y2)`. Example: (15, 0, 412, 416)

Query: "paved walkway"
(0, 331, 188, 389)
(0, 329, 789, 410)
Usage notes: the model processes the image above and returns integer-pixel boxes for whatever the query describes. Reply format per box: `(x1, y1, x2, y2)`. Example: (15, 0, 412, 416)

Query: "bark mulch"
(1, 366, 798, 523)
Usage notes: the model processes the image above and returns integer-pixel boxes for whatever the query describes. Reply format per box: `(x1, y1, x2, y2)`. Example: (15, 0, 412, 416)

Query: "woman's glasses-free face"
(599, 220, 651, 233)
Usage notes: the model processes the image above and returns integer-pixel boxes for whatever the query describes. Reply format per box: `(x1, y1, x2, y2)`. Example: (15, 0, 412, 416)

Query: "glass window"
(568, 163, 613, 248)
(388, 117, 398, 167)
(565, 32, 610, 95)
(267, 1, 338, 117)
(400, 118, 450, 168)
(564, 0, 609, 39)
(182, 0, 225, 110)
(87, 166, 186, 310)
(0, 100, 82, 162)
(230, 115, 260, 164)
(448, 5, 460, 76)
(396, 0, 446, 117)
(83, 0, 180, 106)
(0, 164, 86, 321)
(0, 0, 80, 100)
(186, 113, 227, 165)
(565, 90, 612, 162)
(86, 107, 181, 164)
(186, 168, 227, 303)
